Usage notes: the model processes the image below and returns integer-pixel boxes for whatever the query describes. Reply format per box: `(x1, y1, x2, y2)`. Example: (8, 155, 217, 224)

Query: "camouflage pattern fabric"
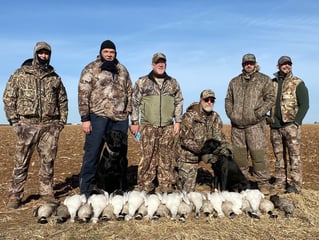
(225, 67, 274, 184)
(175, 102, 225, 192)
(3, 61, 68, 124)
(131, 71, 183, 125)
(132, 71, 183, 193)
(231, 120, 270, 183)
(137, 125, 175, 193)
(225, 70, 275, 128)
(269, 70, 308, 191)
(176, 103, 225, 162)
(270, 72, 303, 123)
(177, 161, 198, 192)
(8, 122, 63, 200)
(78, 57, 132, 121)
(3, 42, 68, 202)
(270, 124, 302, 187)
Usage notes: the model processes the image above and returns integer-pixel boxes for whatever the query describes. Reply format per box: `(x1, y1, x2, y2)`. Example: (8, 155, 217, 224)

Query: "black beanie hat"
(100, 40, 116, 52)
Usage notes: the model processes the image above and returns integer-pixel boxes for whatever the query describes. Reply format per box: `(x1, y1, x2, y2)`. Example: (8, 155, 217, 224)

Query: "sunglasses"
(244, 61, 256, 66)
(203, 98, 215, 103)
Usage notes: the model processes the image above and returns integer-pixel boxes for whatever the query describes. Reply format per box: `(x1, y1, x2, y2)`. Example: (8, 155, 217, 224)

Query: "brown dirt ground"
(0, 124, 318, 240)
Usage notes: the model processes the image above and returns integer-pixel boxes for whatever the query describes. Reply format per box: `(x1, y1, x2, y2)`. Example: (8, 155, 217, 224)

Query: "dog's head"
(200, 138, 221, 155)
(105, 130, 126, 152)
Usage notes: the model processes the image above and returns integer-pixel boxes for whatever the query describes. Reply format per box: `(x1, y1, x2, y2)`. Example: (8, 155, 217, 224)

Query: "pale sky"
(0, 0, 318, 124)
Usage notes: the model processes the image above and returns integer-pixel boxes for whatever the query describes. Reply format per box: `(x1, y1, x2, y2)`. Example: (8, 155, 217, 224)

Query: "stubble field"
(0, 124, 318, 240)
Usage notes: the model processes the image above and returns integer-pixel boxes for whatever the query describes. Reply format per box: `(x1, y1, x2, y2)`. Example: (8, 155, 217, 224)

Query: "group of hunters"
(3, 40, 309, 209)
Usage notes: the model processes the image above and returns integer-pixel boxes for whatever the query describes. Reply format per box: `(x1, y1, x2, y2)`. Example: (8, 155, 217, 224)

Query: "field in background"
(0, 125, 318, 239)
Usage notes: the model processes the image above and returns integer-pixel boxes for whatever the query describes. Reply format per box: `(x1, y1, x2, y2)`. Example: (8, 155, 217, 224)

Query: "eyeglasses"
(243, 61, 256, 66)
(203, 98, 215, 103)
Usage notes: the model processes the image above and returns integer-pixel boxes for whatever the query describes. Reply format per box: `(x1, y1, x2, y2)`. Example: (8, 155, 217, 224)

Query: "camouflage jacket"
(78, 57, 132, 121)
(225, 69, 275, 128)
(175, 103, 225, 163)
(270, 71, 309, 127)
(131, 71, 183, 126)
(3, 59, 68, 124)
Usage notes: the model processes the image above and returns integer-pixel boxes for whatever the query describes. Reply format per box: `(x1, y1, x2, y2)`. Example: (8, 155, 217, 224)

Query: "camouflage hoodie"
(78, 56, 132, 121)
(225, 68, 275, 128)
(3, 42, 68, 124)
(175, 102, 224, 163)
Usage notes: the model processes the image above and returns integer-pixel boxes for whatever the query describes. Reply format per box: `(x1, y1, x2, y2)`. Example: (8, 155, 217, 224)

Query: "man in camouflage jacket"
(3, 41, 68, 208)
(225, 53, 275, 194)
(175, 89, 225, 192)
(130, 52, 183, 193)
(78, 40, 132, 197)
(269, 56, 309, 194)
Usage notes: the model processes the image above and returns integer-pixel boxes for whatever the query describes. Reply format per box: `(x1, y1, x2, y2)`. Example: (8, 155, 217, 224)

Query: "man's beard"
(202, 105, 213, 113)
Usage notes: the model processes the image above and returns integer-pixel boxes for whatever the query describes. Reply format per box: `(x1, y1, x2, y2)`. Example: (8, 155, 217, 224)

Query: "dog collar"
(105, 142, 120, 157)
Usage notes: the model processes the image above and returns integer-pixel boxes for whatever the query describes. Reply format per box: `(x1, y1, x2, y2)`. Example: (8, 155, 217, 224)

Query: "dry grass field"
(0, 124, 318, 240)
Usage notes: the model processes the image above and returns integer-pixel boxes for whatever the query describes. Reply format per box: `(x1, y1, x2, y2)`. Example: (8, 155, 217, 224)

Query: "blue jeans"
(79, 113, 128, 197)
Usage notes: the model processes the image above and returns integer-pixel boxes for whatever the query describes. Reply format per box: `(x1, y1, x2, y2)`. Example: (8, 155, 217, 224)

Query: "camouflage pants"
(137, 125, 175, 192)
(176, 160, 198, 192)
(8, 121, 62, 200)
(270, 124, 302, 187)
(231, 120, 269, 183)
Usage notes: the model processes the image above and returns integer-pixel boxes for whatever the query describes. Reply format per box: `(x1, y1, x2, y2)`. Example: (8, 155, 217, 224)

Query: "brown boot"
(6, 197, 21, 209)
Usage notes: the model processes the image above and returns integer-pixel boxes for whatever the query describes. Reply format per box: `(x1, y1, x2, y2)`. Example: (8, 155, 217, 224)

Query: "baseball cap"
(278, 56, 292, 65)
(242, 53, 256, 64)
(200, 89, 216, 100)
(152, 52, 166, 63)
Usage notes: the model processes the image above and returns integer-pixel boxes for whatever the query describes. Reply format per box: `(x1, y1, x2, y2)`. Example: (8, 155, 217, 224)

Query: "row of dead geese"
(33, 189, 295, 224)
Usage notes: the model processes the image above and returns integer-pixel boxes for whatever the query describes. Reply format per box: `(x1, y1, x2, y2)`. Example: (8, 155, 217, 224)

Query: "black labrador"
(89, 130, 128, 194)
(200, 138, 250, 192)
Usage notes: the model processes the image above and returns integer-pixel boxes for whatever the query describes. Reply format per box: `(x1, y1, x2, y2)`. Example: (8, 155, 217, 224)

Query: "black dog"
(200, 138, 250, 192)
(89, 130, 128, 194)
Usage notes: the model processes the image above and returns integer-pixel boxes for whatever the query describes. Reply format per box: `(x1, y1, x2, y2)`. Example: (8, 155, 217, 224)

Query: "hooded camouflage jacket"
(131, 71, 183, 126)
(225, 69, 275, 128)
(78, 57, 132, 121)
(175, 102, 225, 163)
(3, 42, 68, 124)
(269, 71, 309, 127)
